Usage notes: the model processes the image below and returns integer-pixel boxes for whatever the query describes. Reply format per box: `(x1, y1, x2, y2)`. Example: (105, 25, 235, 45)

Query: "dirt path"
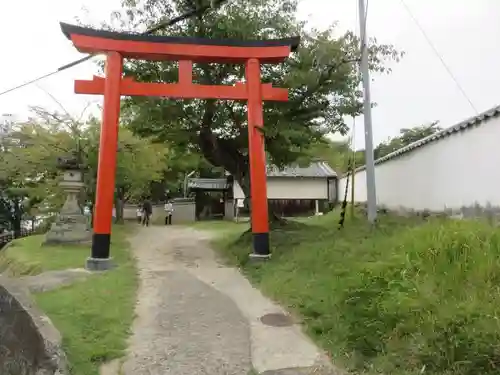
(118, 225, 340, 375)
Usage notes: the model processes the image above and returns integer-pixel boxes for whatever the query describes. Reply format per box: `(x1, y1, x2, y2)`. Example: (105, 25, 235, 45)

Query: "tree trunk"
(196, 101, 286, 227)
(12, 200, 22, 238)
(114, 198, 125, 224)
(114, 187, 126, 224)
(90, 203, 94, 228)
(233, 173, 287, 227)
(12, 215, 22, 239)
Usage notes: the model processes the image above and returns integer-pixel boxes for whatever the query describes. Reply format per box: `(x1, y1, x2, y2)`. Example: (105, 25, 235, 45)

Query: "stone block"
(85, 257, 114, 271)
(0, 275, 68, 375)
(43, 214, 91, 246)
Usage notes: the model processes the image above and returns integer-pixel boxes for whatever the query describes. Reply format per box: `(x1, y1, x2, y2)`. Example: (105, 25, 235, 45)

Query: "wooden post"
(90, 51, 123, 266)
(245, 58, 270, 258)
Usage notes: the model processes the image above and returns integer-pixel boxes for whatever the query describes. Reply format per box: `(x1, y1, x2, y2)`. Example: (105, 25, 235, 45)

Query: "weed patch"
(213, 211, 500, 374)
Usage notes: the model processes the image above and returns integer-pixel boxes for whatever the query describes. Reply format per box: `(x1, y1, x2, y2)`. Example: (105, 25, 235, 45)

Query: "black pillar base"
(251, 232, 270, 260)
(91, 233, 111, 259)
(87, 233, 113, 271)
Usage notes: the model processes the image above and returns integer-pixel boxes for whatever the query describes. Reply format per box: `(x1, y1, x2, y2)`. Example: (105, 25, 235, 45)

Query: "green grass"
(1, 235, 92, 276)
(186, 219, 249, 234)
(0, 225, 138, 375)
(212, 210, 500, 375)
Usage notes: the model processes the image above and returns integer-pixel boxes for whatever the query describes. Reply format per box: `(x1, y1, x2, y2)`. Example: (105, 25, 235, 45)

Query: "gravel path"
(118, 225, 340, 375)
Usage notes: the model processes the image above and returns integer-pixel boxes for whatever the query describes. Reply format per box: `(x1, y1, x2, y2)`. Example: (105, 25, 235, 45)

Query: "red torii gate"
(60, 23, 299, 268)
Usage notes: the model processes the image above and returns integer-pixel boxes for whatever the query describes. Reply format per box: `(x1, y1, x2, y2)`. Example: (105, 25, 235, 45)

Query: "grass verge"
(0, 225, 137, 375)
(212, 210, 500, 375)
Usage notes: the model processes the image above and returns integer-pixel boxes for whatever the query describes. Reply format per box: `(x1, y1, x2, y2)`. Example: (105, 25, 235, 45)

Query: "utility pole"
(358, 0, 377, 223)
(350, 117, 356, 219)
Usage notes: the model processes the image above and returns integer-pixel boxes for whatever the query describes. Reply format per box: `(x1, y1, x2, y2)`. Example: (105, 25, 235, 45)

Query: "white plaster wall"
(233, 177, 329, 200)
(338, 116, 500, 211)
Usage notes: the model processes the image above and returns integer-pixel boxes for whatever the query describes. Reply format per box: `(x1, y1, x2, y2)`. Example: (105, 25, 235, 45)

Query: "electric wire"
(0, 0, 230, 98)
(397, 0, 478, 114)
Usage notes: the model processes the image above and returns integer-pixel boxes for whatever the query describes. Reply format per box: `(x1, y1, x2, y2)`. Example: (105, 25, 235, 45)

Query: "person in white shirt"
(136, 206, 143, 224)
(164, 201, 174, 225)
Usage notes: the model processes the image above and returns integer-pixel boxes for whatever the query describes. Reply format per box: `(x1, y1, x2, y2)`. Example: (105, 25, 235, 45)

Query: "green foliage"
(0, 116, 62, 232)
(297, 137, 365, 173)
(102, 0, 401, 191)
(0, 108, 168, 227)
(373, 121, 441, 159)
(82, 116, 168, 203)
(303, 122, 442, 174)
(213, 212, 500, 375)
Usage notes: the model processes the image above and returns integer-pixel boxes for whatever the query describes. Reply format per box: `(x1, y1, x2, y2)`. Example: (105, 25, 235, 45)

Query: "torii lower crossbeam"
(60, 23, 299, 267)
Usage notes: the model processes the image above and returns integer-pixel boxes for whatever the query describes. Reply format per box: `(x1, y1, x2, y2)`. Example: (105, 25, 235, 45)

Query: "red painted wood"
(74, 76, 289, 101)
(245, 58, 269, 234)
(69, 34, 293, 64)
(65, 27, 298, 255)
(178, 60, 193, 85)
(93, 52, 123, 236)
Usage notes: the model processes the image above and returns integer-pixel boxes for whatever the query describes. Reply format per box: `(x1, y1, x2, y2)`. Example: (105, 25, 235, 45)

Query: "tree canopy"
(0, 108, 170, 230)
(101, 0, 402, 195)
(373, 121, 441, 159)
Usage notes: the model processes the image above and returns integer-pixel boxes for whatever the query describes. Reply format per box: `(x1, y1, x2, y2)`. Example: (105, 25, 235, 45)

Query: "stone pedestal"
(43, 170, 91, 246)
(248, 253, 272, 262)
(85, 257, 114, 271)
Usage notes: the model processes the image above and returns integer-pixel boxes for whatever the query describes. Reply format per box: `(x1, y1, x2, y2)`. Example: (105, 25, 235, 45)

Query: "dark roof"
(353, 104, 500, 173)
(60, 23, 300, 51)
(266, 161, 337, 178)
(187, 178, 229, 190)
(188, 162, 337, 190)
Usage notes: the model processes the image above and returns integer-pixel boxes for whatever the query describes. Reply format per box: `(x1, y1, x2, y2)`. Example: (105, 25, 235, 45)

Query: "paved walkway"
(117, 226, 340, 375)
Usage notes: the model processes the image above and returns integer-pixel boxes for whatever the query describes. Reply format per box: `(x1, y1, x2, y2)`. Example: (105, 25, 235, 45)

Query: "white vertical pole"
(358, 0, 377, 223)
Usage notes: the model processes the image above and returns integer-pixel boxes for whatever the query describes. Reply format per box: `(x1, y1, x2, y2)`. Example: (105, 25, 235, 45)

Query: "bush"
(215, 212, 500, 375)
(340, 219, 500, 374)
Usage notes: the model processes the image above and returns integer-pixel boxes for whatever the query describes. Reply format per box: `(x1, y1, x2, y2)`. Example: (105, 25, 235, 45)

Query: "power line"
(0, 0, 230, 98)
(0, 70, 68, 98)
(398, 0, 478, 115)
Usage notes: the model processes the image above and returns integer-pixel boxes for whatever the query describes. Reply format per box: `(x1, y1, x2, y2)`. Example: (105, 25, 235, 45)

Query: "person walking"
(164, 200, 174, 225)
(142, 198, 153, 227)
(136, 205, 143, 224)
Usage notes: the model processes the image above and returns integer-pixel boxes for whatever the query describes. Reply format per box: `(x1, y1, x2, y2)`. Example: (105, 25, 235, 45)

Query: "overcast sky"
(1, 0, 499, 149)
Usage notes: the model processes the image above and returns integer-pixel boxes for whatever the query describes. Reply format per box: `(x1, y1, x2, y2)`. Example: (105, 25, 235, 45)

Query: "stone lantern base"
(43, 171, 91, 246)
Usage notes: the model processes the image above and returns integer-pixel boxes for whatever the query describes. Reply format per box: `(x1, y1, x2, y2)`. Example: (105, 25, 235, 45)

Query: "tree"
(101, 0, 401, 213)
(0, 108, 169, 226)
(352, 121, 442, 166)
(297, 137, 353, 172)
(0, 117, 63, 235)
(82, 118, 168, 222)
(373, 121, 441, 160)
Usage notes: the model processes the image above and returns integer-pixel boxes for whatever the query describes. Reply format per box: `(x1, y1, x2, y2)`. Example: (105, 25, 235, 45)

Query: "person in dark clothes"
(142, 198, 153, 227)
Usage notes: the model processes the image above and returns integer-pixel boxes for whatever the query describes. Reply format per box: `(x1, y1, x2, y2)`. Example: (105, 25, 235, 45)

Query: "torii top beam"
(60, 23, 300, 64)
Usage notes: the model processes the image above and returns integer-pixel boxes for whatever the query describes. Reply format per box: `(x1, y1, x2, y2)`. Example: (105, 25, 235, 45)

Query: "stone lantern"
(43, 152, 91, 245)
